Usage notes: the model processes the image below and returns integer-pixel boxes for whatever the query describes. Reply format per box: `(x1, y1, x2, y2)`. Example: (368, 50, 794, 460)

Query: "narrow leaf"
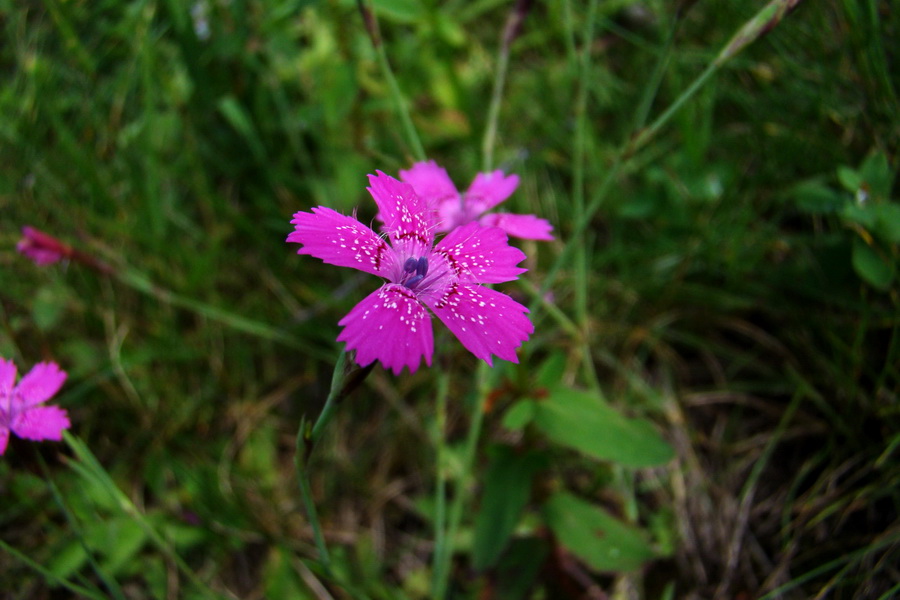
(472, 446, 547, 571)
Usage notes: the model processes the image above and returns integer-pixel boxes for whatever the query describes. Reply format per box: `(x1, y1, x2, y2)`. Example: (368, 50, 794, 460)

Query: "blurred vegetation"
(1, 0, 899, 598)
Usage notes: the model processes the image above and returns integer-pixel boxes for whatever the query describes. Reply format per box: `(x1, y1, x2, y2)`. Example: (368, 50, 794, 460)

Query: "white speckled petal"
(432, 222, 527, 284)
(424, 283, 533, 366)
(337, 284, 434, 375)
(367, 172, 433, 259)
(288, 206, 394, 277)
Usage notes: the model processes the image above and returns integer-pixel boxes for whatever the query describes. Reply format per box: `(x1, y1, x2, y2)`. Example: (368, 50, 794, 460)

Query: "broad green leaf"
(841, 203, 876, 229)
(472, 446, 547, 571)
(859, 151, 893, 201)
(788, 180, 844, 215)
(47, 539, 88, 580)
(543, 492, 655, 572)
(852, 238, 894, 290)
(531, 387, 673, 467)
(493, 538, 550, 600)
(502, 400, 535, 431)
(837, 165, 861, 193)
(536, 352, 568, 388)
(874, 204, 900, 244)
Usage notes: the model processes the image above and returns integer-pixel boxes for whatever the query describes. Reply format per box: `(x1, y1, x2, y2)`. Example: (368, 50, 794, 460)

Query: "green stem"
(571, 0, 600, 390)
(117, 267, 325, 357)
(310, 350, 349, 444)
(533, 0, 807, 313)
(357, 0, 426, 162)
(293, 350, 350, 572)
(36, 452, 127, 600)
(481, 38, 510, 172)
(296, 462, 331, 570)
(430, 373, 450, 598)
(63, 433, 231, 600)
(484, 0, 533, 170)
(432, 363, 492, 598)
(0, 539, 106, 600)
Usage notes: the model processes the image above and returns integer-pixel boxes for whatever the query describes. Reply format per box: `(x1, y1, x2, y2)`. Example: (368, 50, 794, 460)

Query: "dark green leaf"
(543, 492, 655, 572)
(531, 387, 673, 467)
(837, 165, 861, 193)
(852, 238, 894, 290)
(502, 400, 536, 431)
(874, 203, 900, 244)
(472, 445, 547, 571)
(859, 151, 893, 201)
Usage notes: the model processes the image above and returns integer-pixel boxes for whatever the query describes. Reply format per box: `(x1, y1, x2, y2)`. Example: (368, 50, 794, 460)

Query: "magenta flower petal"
(289, 172, 533, 373)
(432, 222, 527, 284)
(14, 362, 68, 408)
(337, 284, 434, 375)
(0, 359, 16, 400)
(288, 206, 394, 277)
(367, 171, 433, 259)
(425, 284, 533, 366)
(479, 213, 555, 241)
(398, 160, 459, 208)
(464, 171, 520, 216)
(399, 161, 552, 241)
(0, 358, 70, 456)
(12, 406, 70, 441)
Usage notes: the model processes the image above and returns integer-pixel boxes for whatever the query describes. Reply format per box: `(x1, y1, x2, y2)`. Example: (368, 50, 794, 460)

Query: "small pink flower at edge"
(16, 226, 73, 266)
(287, 172, 534, 375)
(399, 160, 554, 241)
(0, 359, 70, 456)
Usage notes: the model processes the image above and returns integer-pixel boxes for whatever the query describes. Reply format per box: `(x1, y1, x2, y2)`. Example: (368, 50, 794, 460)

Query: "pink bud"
(16, 226, 73, 266)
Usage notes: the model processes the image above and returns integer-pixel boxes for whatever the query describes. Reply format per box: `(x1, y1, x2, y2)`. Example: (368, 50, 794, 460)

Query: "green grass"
(2, 0, 899, 598)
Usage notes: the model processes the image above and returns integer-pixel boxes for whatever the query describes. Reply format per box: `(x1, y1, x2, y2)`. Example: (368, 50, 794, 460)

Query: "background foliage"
(1, 0, 898, 598)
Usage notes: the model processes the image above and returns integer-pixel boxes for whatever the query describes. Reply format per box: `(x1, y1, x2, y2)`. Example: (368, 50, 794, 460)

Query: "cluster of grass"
(1, 0, 898, 598)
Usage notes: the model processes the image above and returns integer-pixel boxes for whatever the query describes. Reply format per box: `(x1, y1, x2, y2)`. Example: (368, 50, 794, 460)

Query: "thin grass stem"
(357, 0, 426, 162)
(63, 432, 233, 600)
(117, 268, 325, 357)
(36, 451, 127, 600)
(481, 37, 510, 173)
(294, 350, 351, 573)
(432, 362, 492, 599)
(534, 0, 808, 313)
(571, 0, 600, 390)
(430, 372, 450, 598)
(0, 539, 106, 600)
(482, 0, 532, 171)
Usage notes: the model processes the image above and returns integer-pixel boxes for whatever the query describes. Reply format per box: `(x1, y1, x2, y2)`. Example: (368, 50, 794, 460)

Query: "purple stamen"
(403, 257, 418, 273)
(416, 256, 428, 277)
(404, 274, 424, 289)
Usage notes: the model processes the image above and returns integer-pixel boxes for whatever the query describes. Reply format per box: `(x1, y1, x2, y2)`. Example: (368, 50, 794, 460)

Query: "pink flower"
(399, 160, 554, 241)
(287, 172, 534, 374)
(16, 226, 73, 265)
(0, 359, 70, 456)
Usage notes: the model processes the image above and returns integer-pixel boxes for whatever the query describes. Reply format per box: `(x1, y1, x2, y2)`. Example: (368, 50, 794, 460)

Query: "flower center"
(402, 256, 429, 289)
